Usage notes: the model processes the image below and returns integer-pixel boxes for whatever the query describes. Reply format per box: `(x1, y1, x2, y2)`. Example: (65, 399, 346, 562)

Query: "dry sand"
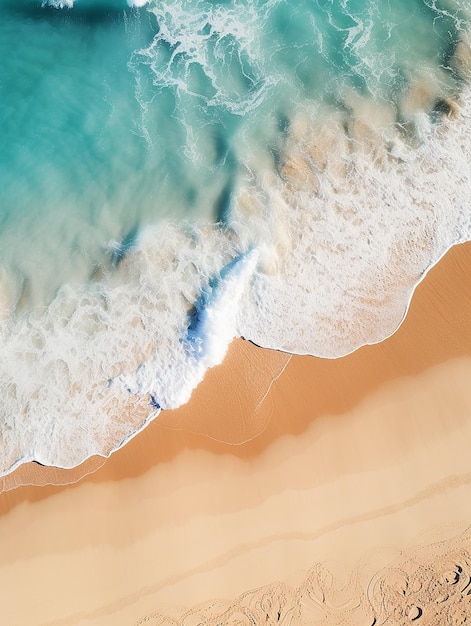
(0, 242, 470, 625)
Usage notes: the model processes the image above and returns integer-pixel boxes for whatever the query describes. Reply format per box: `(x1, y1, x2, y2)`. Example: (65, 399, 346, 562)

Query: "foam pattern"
(237, 91, 471, 356)
(1, 0, 471, 476)
(0, 222, 251, 471)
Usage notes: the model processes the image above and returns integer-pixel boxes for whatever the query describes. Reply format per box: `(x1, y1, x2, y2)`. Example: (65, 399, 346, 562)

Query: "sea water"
(1, 0, 470, 474)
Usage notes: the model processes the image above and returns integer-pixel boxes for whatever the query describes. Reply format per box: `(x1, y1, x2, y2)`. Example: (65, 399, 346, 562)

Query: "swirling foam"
(1, 0, 471, 476)
(237, 92, 471, 356)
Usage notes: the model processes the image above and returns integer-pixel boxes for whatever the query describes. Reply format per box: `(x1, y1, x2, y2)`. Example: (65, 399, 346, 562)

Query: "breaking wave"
(1, 0, 471, 476)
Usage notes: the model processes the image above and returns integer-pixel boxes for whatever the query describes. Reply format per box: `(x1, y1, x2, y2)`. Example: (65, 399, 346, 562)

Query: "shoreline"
(0, 241, 469, 623)
(1, 239, 470, 491)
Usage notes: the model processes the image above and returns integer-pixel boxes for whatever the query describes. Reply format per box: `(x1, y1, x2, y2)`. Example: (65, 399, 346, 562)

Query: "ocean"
(1, 0, 470, 474)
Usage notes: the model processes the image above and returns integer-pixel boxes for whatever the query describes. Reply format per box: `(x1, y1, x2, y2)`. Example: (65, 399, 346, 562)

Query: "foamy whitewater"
(1, 0, 471, 474)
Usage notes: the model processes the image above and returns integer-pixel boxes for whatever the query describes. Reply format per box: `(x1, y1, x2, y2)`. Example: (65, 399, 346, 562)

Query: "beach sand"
(0, 242, 470, 624)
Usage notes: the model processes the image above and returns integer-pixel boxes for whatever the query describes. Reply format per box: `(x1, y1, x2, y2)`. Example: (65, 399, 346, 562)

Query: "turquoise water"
(1, 0, 471, 473)
(1, 0, 465, 303)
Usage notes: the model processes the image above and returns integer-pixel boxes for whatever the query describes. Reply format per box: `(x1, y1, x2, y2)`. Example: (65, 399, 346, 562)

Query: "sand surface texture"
(0, 243, 470, 625)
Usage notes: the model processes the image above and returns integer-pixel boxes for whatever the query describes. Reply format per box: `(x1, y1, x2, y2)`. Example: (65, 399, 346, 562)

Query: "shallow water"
(1, 0, 471, 473)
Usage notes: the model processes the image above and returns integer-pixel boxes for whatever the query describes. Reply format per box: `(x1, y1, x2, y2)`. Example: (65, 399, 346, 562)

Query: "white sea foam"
(2, 2, 471, 477)
(2, 80, 471, 476)
(0, 221, 254, 473)
(237, 88, 471, 356)
(42, 0, 73, 7)
(131, 0, 272, 118)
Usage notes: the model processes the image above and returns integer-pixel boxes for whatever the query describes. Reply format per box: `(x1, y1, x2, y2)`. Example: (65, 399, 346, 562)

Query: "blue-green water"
(1, 0, 471, 473)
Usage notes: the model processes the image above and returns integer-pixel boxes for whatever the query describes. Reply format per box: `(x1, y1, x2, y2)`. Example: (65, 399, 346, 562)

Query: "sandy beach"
(0, 241, 470, 624)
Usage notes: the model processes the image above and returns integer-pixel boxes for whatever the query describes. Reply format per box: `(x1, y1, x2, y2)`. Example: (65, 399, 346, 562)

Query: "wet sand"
(0, 242, 470, 624)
